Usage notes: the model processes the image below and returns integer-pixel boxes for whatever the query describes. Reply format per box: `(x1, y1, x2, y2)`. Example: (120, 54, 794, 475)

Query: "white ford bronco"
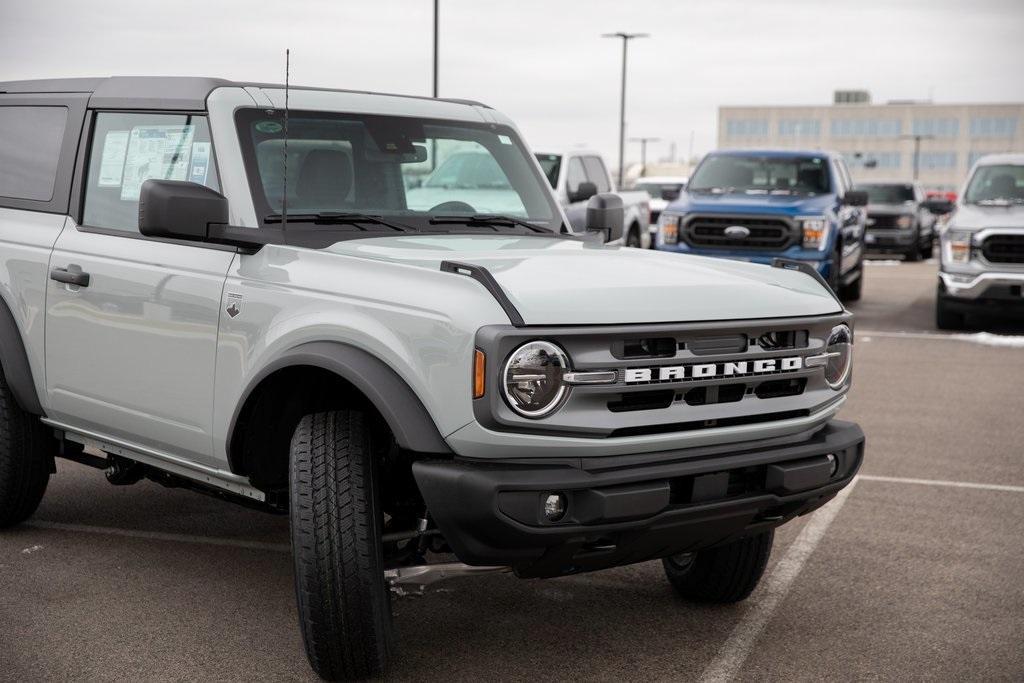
(0, 77, 864, 680)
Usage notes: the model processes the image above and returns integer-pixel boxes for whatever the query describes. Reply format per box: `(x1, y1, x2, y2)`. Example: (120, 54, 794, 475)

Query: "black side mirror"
(139, 179, 229, 241)
(585, 193, 624, 243)
(843, 190, 869, 207)
(570, 181, 598, 204)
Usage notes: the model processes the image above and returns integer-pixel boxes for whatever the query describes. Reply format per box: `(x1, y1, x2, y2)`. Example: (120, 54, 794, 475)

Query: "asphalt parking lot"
(2, 259, 1023, 682)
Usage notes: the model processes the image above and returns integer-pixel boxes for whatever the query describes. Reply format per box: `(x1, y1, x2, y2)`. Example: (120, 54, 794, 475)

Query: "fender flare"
(227, 341, 451, 472)
(0, 296, 44, 415)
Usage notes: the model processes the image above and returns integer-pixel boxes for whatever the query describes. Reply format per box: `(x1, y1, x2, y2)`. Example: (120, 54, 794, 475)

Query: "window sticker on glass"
(189, 142, 211, 186)
(98, 131, 130, 187)
(120, 125, 196, 200)
(498, 134, 512, 145)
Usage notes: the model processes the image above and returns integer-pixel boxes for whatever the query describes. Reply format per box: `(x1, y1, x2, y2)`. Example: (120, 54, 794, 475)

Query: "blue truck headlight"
(801, 217, 828, 251)
(659, 213, 681, 244)
(502, 341, 570, 418)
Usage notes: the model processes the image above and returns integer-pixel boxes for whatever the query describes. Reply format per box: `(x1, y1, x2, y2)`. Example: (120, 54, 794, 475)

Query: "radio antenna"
(281, 48, 290, 232)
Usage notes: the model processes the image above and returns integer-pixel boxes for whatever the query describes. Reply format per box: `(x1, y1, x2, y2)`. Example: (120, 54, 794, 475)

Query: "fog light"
(543, 493, 567, 522)
(826, 453, 838, 476)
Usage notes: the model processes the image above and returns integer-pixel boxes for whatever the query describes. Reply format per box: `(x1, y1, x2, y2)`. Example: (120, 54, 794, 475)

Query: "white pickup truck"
(535, 150, 651, 247)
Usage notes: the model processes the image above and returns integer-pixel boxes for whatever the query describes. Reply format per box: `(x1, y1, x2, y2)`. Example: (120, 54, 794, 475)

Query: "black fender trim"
(227, 341, 451, 472)
(0, 296, 44, 415)
(772, 258, 843, 306)
(440, 260, 525, 327)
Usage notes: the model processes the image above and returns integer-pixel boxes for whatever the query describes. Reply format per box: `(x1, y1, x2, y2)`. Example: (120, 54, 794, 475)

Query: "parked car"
(0, 77, 863, 681)
(655, 149, 867, 301)
(407, 150, 526, 215)
(535, 149, 651, 247)
(936, 153, 1024, 329)
(855, 181, 939, 261)
(633, 175, 687, 245)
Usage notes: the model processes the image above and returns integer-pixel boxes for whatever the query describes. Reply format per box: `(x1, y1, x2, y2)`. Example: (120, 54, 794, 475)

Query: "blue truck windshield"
(689, 155, 831, 196)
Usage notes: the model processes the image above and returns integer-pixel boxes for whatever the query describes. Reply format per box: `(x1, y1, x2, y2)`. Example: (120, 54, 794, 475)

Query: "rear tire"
(663, 531, 774, 603)
(919, 237, 934, 260)
(935, 297, 966, 331)
(626, 225, 642, 248)
(289, 410, 395, 681)
(0, 370, 52, 528)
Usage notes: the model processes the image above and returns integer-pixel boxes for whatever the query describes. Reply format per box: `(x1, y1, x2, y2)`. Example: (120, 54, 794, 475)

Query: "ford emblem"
(724, 225, 751, 239)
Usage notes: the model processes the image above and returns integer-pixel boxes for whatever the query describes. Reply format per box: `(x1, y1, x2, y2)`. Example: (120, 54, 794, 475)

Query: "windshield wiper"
(264, 212, 414, 232)
(428, 214, 549, 234)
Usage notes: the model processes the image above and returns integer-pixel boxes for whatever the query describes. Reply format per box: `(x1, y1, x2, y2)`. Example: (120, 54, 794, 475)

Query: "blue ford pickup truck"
(655, 150, 868, 301)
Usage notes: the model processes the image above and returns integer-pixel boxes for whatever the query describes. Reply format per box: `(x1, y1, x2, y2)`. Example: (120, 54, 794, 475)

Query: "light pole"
(432, 0, 439, 98)
(900, 134, 935, 181)
(602, 32, 649, 187)
(629, 136, 660, 178)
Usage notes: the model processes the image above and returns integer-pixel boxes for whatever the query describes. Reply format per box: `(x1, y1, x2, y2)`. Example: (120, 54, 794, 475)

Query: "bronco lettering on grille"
(624, 356, 803, 384)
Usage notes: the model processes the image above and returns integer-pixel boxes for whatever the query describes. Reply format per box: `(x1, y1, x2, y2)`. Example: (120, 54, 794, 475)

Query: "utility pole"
(432, 0, 439, 98)
(901, 134, 935, 181)
(629, 136, 660, 178)
(602, 32, 649, 187)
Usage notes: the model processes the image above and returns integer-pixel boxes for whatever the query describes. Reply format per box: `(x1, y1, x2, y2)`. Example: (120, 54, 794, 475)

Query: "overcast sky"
(3, 0, 1023, 166)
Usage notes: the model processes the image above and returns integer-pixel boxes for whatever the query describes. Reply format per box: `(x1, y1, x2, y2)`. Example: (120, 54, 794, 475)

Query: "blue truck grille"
(684, 215, 794, 250)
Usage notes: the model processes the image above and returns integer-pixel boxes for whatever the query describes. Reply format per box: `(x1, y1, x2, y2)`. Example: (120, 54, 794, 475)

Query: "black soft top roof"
(0, 76, 489, 111)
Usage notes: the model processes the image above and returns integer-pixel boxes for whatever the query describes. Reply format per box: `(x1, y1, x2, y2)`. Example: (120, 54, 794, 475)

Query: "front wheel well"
(229, 366, 383, 491)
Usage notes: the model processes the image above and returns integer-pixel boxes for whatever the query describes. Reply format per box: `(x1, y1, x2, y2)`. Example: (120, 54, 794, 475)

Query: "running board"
(43, 419, 266, 502)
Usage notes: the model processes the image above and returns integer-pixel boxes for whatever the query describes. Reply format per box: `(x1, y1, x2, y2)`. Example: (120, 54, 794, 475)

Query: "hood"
(665, 191, 836, 217)
(950, 203, 1024, 230)
(327, 235, 841, 325)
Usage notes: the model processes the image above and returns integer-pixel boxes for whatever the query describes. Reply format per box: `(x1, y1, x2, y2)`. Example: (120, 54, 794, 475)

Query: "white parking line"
(23, 520, 291, 552)
(858, 330, 1024, 347)
(859, 474, 1024, 493)
(698, 478, 859, 683)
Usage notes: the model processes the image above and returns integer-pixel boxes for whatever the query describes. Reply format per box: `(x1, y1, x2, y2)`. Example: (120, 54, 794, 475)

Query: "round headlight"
(824, 324, 853, 389)
(502, 341, 569, 418)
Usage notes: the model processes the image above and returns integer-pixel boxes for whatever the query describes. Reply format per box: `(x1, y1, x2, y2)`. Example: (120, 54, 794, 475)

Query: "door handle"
(50, 267, 91, 288)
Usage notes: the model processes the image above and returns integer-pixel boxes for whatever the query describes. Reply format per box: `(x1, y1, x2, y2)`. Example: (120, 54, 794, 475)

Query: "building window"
(830, 119, 902, 138)
(778, 119, 821, 137)
(845, 152, 901, 169)
(969, 117, 1018, 138)
(912, 118, 959, 137)
(918, 151, 957, 169)
(725, 119, 769, 137)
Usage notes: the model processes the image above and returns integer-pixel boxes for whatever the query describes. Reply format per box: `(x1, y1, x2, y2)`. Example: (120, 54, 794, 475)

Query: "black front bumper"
(413, 420, 864, 578)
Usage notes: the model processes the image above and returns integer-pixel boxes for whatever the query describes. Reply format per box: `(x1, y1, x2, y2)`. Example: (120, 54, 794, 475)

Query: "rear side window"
(83, 112, 219, 232)
(582, 156, 611, 193)
(0, 106, 68, 201)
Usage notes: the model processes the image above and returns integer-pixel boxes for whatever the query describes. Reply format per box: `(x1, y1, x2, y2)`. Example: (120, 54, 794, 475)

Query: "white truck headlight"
(801, 217, 828, 250)
(942, 230, 972, 264)
(824, 324, 853, 389)
(502, 341, 570, 418)
(659, 213, 680, 244)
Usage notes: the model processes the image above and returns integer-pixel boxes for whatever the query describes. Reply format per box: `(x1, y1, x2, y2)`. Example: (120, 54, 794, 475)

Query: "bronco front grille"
(982, 233, 1024, 264)
(683, 215, 794, 250)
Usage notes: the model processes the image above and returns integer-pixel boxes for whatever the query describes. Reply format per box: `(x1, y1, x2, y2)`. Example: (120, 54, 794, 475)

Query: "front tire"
(662, 531, 774, 603)
(626, 225, 642, 248)
(936, 296, 966, 331)
(841, 265, 863, 302)
(0, 371, 52, 528)
(290, 410, 395, 681)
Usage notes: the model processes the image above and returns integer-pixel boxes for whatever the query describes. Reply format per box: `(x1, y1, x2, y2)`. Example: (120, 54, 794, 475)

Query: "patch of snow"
(864, 259, 903, 266)
(21, 545, 43, 554)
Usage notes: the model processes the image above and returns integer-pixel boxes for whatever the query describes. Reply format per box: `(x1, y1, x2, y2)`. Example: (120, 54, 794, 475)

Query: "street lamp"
(900, 134, 935, 181)
(629, 136, 660, 178)
(432, 0, 439, 98)
(602, 32, 649, 187)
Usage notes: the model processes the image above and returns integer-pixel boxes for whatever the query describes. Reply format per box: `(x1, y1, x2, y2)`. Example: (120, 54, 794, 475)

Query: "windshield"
(688, 154, 832, 195)
(236, 109, 561, 232)
(535, 153, 561, 189)
(634, 181, 684, 200)
(964, 164, 1024, 204)
(857, 183, 915, 204)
